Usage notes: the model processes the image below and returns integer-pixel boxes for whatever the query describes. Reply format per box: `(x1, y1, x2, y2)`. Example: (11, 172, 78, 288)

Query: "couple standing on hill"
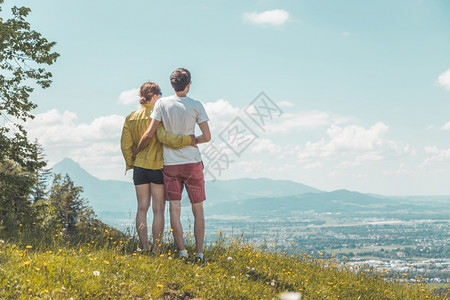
(120, 68, 211, 262)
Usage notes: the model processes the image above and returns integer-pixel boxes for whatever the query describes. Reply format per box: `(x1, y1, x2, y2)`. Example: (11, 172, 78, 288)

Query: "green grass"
(1, 233, 448, 300)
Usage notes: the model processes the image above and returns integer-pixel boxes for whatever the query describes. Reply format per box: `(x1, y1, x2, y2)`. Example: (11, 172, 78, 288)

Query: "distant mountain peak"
(52, 157, 98, 183)
(58, 157, 82, 168)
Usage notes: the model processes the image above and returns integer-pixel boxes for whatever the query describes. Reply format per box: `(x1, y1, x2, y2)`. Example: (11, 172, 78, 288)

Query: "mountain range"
(51, 158, 450, 228)
(51, 158, 321, 213)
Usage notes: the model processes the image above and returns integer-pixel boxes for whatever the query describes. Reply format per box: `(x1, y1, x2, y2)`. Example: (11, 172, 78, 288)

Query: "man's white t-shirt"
(151, 95, 209, 165)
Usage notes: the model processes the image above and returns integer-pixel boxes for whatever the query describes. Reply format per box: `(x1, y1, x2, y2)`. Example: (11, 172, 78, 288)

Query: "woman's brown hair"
(139, 82, 161, 105)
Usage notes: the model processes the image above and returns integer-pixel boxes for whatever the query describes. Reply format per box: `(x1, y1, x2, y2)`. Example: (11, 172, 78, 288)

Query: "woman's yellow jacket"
(120, 103, 192, 171)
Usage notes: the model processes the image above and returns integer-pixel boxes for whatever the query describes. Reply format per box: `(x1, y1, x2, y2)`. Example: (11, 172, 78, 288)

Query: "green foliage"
(30, 143, 51, 203)
(0, 153, 126, 249)
(0, 143, 51, 236)
(0, 1, 59, 236)
(46, 173, 92, 234)
(0, 159, 35, 231)
(0, 0, 59, 171)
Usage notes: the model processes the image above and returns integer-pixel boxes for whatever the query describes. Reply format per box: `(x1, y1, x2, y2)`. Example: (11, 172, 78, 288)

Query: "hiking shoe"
(195, 256, 204, 264)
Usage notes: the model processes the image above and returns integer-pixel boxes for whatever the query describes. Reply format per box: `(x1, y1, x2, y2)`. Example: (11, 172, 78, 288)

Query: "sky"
(3, 0, 450, 195)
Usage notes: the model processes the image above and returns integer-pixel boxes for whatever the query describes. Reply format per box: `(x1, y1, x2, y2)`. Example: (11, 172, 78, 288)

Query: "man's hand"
(195, 121, 211, 144)
(190, 134, 198, 147)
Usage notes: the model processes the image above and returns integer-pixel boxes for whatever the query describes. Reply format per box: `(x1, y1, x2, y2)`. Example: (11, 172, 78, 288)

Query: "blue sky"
(4, 0, 450, 194)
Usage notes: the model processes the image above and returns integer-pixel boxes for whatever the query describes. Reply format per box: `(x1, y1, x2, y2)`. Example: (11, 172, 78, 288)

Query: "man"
(136, 68, 211, 261)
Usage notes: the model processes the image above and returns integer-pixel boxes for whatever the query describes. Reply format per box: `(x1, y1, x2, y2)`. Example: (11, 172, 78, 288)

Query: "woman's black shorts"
(133, 167, 164, 185)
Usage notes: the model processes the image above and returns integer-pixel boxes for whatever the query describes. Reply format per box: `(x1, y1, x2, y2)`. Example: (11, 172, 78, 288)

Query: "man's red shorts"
(162, 162, 206, 203)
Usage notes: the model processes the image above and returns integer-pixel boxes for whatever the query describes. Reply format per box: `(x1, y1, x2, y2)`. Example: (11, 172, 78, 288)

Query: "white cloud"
(383, 164, 408, 176)
(23, 100, 426, 191)
(422, 146, 450, 166)
(278, 100, 294, 107)
(297, 122, 413, 166)
(328, 171, 340, 177)
(337, 161, 361, 168)
(326, 122, 389, 150)
(243, 9, 289, 26)
(442, 122, 450, 130)
(250, 138, 282, 154)
(118, 88, 140, 105)
(25, 109, 127, 180)
(277, 163, 298, 172)
(437, 69, 450, 91)
(303, 161, 322, 169)
(341, 32, 351, 36)
(237, 160, 274, 173)
(31, 109, 78, 126)
(356, 152, 385, 162)
(203, 99, 344, 135)
(266, 111, 337, 133)
(203, 99, 241, 134)
(27, 109, 124, 146)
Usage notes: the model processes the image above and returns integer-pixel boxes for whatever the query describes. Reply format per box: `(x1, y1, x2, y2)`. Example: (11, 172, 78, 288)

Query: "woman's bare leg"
(135, 184, 151, 250)
(150, 183, 165, 252)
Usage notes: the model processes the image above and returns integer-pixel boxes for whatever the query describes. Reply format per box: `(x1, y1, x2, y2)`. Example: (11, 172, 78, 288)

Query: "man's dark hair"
(170, 68, 191, 92)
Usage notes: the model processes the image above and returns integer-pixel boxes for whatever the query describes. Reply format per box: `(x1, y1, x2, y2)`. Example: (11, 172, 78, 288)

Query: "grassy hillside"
(1, 232, 447, 299)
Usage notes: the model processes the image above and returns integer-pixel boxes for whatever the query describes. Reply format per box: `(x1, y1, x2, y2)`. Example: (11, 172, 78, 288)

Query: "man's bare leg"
(135, 184, 151, 251)
(169, 200, 185, 253)
(150, 183, 165, 253)
(191, 202, 205, 254)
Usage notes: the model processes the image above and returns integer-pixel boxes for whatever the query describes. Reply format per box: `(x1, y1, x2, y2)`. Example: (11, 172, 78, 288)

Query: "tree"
(47, 174, 93, 235)
(30, 142, 51, 203)
(0, 1, 58, 233)
(0, 0, 59, 172)
(0, 159, 35, 231)
(0, 141, 48, 233)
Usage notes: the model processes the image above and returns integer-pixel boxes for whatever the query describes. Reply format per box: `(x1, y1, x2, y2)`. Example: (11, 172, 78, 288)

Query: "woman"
(120, 82, 194, 252)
